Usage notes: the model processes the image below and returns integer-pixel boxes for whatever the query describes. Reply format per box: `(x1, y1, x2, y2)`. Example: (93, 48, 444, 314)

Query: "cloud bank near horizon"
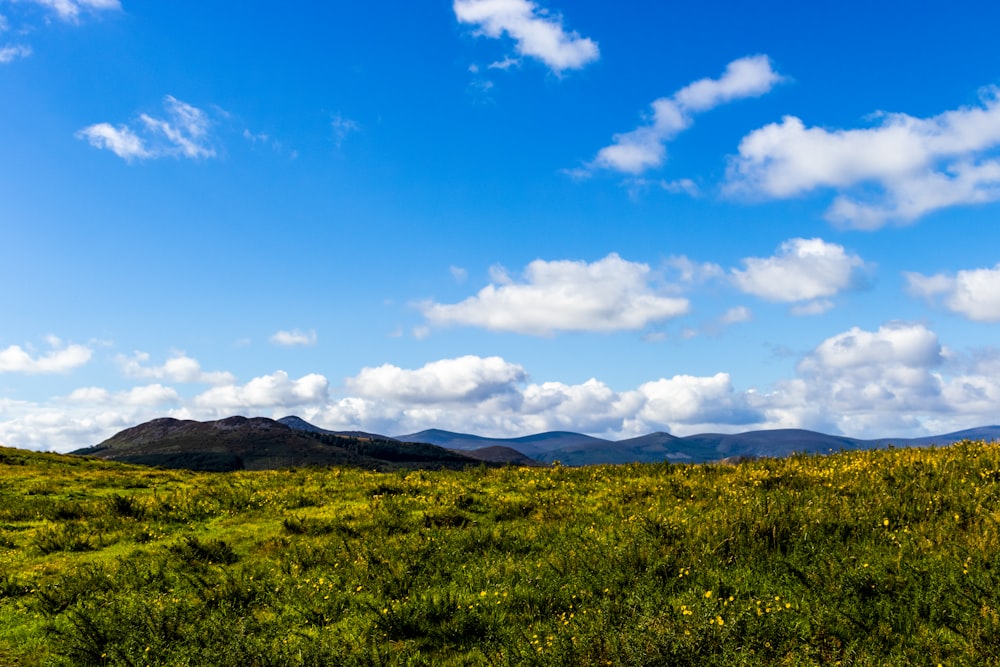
(2, 320, 999, 453)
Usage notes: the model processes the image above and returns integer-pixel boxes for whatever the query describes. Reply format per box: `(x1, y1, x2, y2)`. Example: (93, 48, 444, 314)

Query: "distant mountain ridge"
(75, 416, 1000, 471)
(73, 416, 516, 472)
(394, 424, 1000, 466)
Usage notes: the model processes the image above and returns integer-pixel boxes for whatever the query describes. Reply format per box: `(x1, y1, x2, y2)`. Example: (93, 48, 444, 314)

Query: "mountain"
(277, 415, 396, 441)
(454, 446, 540, 467)
(74, 416, 502, 472)
(78, 417, 1000, 472)
(860, 426, 1000, 449)
(393, 425, 1000, 466)
(397, 429, 607, 458)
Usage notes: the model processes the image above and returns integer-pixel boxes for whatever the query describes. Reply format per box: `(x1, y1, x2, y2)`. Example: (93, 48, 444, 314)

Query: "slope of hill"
(452, 445, 540, 466)
(84, 416, 1000, 472)
(74, 416, 500, 472)
(277, 415, 396, 441)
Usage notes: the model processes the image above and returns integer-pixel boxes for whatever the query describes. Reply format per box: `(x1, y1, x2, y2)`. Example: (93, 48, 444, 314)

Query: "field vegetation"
(2, 440, 1000, 665)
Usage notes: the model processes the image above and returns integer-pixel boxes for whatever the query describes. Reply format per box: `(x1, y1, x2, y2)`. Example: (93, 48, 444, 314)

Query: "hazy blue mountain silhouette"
(391, 424, 1000, 465)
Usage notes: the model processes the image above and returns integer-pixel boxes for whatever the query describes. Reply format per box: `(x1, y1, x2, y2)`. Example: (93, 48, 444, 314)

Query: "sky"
(2, 0, 1000, 452)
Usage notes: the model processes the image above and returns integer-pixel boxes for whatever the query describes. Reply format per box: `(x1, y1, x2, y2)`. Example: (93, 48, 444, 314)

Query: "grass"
(1, 440, 1000, 665)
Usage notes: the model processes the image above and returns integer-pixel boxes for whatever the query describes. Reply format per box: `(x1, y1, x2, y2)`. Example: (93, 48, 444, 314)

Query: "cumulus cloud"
(67, 384, 181, 406)
(720, 306, 752, 325)
(321, 334, 1000, 440)
(77, 96, 217, 162)
(0, 338, 91, 374)
(0, 44, 31, 63)
(586, 55, 784, 175)
(269, 329, 318, 347)
(320, 355, 759, 439)
(193, 371, 329, 410)
(0, 404, 134, 452)
(638, 373, 763, 428)
(117, 351, 235, 385)
(8, 327, 1000, 452)
(347, 356, 527, 404)
(905, 264, 1000, 322)
(665, 255, 724, 283)
(731, 238, 870, 309)
(726, 86, 1000, 229)
(757, 322, 966, 437)
(454, 0, 598, 73)
(420, 253, 690, 335)
(26, 0, 120, 21)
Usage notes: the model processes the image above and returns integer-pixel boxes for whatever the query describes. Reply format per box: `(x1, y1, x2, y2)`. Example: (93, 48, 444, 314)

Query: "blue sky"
(2, 0, 1000, 451)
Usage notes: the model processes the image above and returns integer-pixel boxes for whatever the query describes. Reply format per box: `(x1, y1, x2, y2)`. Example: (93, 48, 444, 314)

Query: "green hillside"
(2, 441, 999, 665)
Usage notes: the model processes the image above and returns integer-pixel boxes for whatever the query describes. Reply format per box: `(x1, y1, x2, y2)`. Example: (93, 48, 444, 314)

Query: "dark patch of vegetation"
(114, 452, 245, 472)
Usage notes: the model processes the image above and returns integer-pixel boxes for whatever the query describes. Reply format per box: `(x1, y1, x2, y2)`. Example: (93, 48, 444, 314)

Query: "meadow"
(1, 440, 999, 665)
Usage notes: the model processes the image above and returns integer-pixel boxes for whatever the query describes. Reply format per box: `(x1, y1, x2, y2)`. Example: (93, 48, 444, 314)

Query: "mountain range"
(72, 416, 520, 472)
(396, 425, 1000, 465)
(71, 416, 1000, 472)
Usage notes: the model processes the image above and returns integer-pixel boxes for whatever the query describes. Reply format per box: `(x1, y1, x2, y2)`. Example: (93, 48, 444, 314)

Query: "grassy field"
(2, 441, 1000, 665)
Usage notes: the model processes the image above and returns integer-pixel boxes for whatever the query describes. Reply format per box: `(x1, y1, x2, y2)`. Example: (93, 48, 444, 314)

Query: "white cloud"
(67, 384, 181, 407)
(720, 306, 752, 324)
(665, 255, 724, 283)
(77, 96, 217, 162)
(726, 86, 1000, 229)
(519, 379, 644, 434)
(193, 371, 330, 410)
(757, 322, 971, 437)
(488, 55, 521, 70)
(139, 96, 215, 159)
(26, 0, 120, 21)
(800, 322, 943, 373)
(0, 405, 132, 452)
(588, 55, 784, 175)
(117, 352, 235, 385)
(0, 44, 30, 63)
(0, 339, 91, 374)
(638, 373, 762, 428)
(454, 0, 598, 73)
(420, 253, 690, 335)
(331, 114, 360, 148)
(321, 358, 764, 440)
(269, 329, 318, 347)
(731, 238, 870, 306)
(450, 265, 468, 283)
(660, 178, 700, 196)
(8, 327, 1000, 452)
(347, 356, 527, 404)
(74, 123, 151, 161)
(790, 300, 834, 316)
(905, 264, 1000, 322)
(321, 355, 756, 439)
